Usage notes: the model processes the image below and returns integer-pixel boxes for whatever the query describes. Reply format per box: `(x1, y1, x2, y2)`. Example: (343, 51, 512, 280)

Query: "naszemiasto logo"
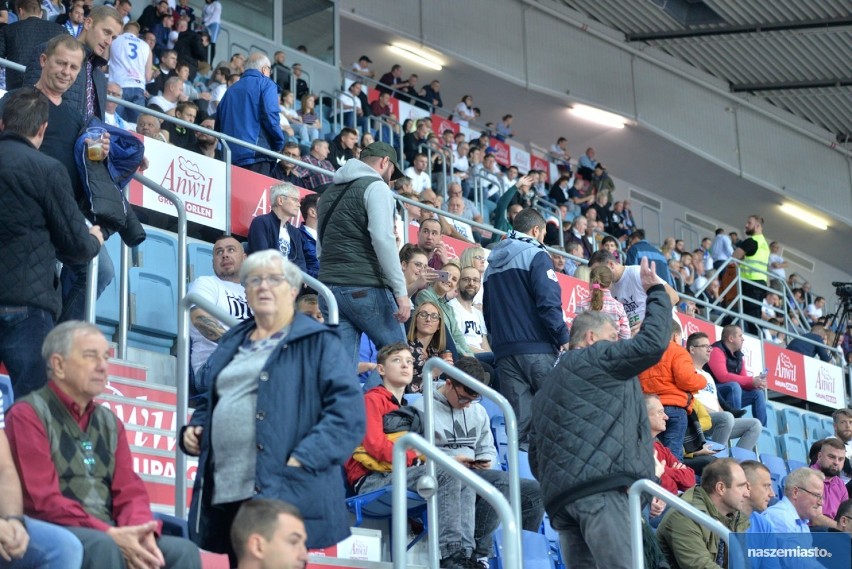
(773, 352, 799, 393)
(159, 156, 214, 218)
(813, 366, 838, 405)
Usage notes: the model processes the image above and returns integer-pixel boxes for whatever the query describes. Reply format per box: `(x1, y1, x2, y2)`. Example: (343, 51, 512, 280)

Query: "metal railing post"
(116, 236, 130, 359)
(222, 140, 232, 235)
(132, 173, 189, 515)
(392, 432, 521, 569)
(83, 253, 99, 324)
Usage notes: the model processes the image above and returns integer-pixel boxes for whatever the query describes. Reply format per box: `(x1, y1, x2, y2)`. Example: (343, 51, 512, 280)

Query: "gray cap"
(360, 141, 403, 180)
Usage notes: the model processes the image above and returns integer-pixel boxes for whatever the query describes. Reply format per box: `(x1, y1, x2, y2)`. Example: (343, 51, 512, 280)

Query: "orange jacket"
(639, 341, 707, 410)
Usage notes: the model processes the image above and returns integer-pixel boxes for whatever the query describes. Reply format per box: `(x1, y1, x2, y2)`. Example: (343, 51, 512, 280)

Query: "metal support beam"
(627, 16, 852, 41)
(732, 78, 852, 92)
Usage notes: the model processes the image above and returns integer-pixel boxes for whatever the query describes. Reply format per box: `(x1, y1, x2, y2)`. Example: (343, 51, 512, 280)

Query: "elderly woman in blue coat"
(180, 250, 365, 563)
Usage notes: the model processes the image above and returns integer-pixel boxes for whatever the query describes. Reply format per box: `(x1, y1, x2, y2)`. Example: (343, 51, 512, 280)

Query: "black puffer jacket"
(0, 133, 101, 319)
(529, 284, 672, 524)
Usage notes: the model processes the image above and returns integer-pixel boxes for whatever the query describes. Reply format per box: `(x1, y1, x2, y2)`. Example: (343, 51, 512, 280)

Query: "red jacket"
(654, 441, 696, 494)
(344, 386, 418, 486)
(639, 341, 706, 410)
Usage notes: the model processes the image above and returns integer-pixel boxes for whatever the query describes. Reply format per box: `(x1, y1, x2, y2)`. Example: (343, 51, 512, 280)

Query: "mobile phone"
(705, 441, 726, 453)
(436, 270, 450, 283)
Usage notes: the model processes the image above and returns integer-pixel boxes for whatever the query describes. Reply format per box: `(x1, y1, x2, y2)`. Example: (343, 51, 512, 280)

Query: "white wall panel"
(633, 59, 739, 171)
(524, 8, 634, 116)
(339, 0, 421, 36)
(738, 110, 852, 222)
(420, 0, 526, 80)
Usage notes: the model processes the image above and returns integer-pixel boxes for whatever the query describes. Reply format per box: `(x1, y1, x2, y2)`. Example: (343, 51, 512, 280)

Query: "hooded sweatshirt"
(411, 386, 497, 464)
(483, 231, 569, 359)
(316, 159, 407, 298)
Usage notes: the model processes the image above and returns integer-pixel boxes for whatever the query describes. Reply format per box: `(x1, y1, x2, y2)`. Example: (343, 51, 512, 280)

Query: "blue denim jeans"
(660, 406, 688, 461)
(474, 469, 544, 557)
(60, 241, 114, 323)
(0, 306, 54, 398)
(320, 286, 407, 374)
(358, 464, 475, 559)
(0, 517, 83, 569)
(119, 87, 146, 122)
(716, 382, 768, 426)
(556, 491, 633, 569)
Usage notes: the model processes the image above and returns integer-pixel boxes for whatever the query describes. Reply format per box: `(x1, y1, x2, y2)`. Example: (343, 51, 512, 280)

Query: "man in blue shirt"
(786, 324, 833, 362)
(741, 461, 782, 568)
(625, 229, 674, 286)
(763, 467, 823, 533)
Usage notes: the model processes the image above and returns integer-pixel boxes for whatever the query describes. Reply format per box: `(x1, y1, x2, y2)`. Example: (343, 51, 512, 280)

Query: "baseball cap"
(360, 142, 403, 180)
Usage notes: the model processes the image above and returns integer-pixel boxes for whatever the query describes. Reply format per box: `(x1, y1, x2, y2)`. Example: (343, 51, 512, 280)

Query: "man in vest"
(4, 321, 201, 569)
(704, 324, 768, 426)
(317, 141, 410, 373)
(732, 214, 769, 334)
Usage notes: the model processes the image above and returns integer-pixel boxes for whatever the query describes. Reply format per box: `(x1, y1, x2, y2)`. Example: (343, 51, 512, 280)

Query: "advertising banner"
(432, 114, 459, 136)
(509, 145, 531, 172)
(489, 138, 510, 167)
(556, 273, 590, 326)
(764, 342, 807, 400)
(803, 357, 845, 409)
(530, 154, 551, 181)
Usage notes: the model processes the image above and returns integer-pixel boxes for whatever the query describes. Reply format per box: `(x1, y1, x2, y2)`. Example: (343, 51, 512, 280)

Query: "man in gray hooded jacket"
(317, 142, 411, 373)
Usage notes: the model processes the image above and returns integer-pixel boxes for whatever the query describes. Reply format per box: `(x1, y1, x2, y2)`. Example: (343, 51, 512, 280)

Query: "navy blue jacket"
(625, 240, 673, 286)
(215, 69, 286, 167)
(182, 314, 366, 550)
(482, 233, 570, 358)
(785, 333, 832, 362)
(247, 211, 307, 272)
(299, 224, 319, 278)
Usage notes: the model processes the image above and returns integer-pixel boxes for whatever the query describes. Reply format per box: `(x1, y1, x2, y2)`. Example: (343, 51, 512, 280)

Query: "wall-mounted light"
(569, 104, 628, 129)
(388, 43, 443, 71)
(779, 203, 829, 230)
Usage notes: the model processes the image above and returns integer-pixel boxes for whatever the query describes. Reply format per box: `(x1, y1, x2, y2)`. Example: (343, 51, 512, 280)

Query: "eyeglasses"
(459, 277, 480, 284)
(452, 383, 481, 405)
(409, 261, 426, 270)
(80, 438, 95, 475)
(473, 255, 486, 261)
(417, 312, 441, 321)
(245, 274, 287, 289)
(796, 486, 823, 502)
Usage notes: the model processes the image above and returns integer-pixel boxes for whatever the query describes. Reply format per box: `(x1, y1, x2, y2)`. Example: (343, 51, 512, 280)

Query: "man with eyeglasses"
(247, 183, 307, 273)
(4, 321, 201, 569)
(687, 332, 762, 452)
(448, 267, 491, 355)
(763, 467, 825, 533)
(411, 357, 544, 569)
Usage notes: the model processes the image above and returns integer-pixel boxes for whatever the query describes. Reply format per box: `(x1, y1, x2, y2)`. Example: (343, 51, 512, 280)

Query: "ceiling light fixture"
(569, 104, 628, 129)
(388, 43, 443, 71)
(779, 203, 829, 230)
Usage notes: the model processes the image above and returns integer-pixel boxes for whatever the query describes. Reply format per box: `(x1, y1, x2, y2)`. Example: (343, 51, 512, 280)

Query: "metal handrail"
(368, 114, 404, 162)
(628, 479, 742, 569)
(335, 89, 360, 134)
(392, 433, 521, 569)
(317, 89, 337, 135)
(132, 173, 189, 515)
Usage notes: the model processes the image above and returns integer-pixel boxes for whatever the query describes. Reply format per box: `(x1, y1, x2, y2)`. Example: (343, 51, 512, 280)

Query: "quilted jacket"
(0, 17, 65, 90)
(529, 284, 672, 522)
(0, 133, 102, 318)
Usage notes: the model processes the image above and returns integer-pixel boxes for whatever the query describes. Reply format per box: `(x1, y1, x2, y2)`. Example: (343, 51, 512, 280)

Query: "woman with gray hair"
(180, 250, 365, 563)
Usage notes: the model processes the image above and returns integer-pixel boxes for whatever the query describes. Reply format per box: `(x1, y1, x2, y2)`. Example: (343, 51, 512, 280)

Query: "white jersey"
(109, 33, 151, 89)
(449, 299, 488, 351)
(189, 277, 251, 374)
(610, 265, 673, 327)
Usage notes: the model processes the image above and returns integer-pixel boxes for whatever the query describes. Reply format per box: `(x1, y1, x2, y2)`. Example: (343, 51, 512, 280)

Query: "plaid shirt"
(301, 155, 334, 190)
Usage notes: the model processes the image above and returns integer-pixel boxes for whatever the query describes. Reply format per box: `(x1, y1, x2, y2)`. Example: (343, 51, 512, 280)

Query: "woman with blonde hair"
(577, 264, 631, 340)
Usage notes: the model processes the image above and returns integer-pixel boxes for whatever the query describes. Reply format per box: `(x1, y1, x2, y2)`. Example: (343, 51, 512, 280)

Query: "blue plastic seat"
(187, 243, 214, 282)
(776, 434, 808, 464)
(820, 417, 834, 436)
(480, 396, 503, 420)
(128, 268, 177, 353)
(133, 227, 178, 284)
(787, 459, 808, 472)
(802, 413, 824, 440)
(764, 406, 780, 437)
(730, 447, 757, 462)
(494, 530, 554, 569)
(516, 451, 536, 481)
(345, 487, 426, 527)
(0, 374, 12, 411)
(492, 416, 509, 467)
(154, 513, 188, 538)
(760, 454, 787, 506)
(757, 428, 777, 457)
(780, 408, 805, 439)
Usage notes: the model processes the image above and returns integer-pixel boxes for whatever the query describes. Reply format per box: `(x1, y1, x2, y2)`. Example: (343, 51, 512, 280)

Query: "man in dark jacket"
(0, 0, 64, 91)
(173, 17, 206, 81)
(482, 208, 570, 449)
(529, 257, 671, 569)
(0, 88, 103, 398)
(246, 183, 307, 272)
(327, 127, 358, 170)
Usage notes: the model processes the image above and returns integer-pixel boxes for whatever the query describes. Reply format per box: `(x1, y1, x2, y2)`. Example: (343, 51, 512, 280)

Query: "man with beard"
(833, 408, 852, 478)
(188, 235, 251, 379)
(731, 215, 769, 334)
(809, 438, 849, 528)
(448, 266, 490, 354)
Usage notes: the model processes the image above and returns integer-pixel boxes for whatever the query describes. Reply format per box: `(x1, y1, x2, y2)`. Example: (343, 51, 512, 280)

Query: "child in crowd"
(296, 294, 324, 323)
(578, 264, 631, 340)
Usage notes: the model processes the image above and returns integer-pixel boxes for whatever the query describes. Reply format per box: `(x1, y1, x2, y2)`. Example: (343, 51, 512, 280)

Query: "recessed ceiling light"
(388, 43, 443, 71)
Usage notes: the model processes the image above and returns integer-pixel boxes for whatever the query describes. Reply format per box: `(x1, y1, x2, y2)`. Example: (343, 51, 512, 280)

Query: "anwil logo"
(773, 353, 799, 393)
(160, 156, 213, 202)
(814, 367, 837, 404)
(684, 320, 701, 336)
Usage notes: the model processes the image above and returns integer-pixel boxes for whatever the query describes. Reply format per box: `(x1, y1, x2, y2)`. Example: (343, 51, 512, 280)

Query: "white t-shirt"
(109, 33, 151, 89)
(338, 91, 361, 111)
(189, 277, 251, 373)
(451, 219, 474, 242)
(768, 253, 786, 280)
(448, 299, 487, 351)
(694, 369, 721, 413)
(147, 95, 176, 113)
(610, 265, 669, 328)
(806, 303, 823, 320)
(278, 223, 292, 257)
(404, 167, 431, 194)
